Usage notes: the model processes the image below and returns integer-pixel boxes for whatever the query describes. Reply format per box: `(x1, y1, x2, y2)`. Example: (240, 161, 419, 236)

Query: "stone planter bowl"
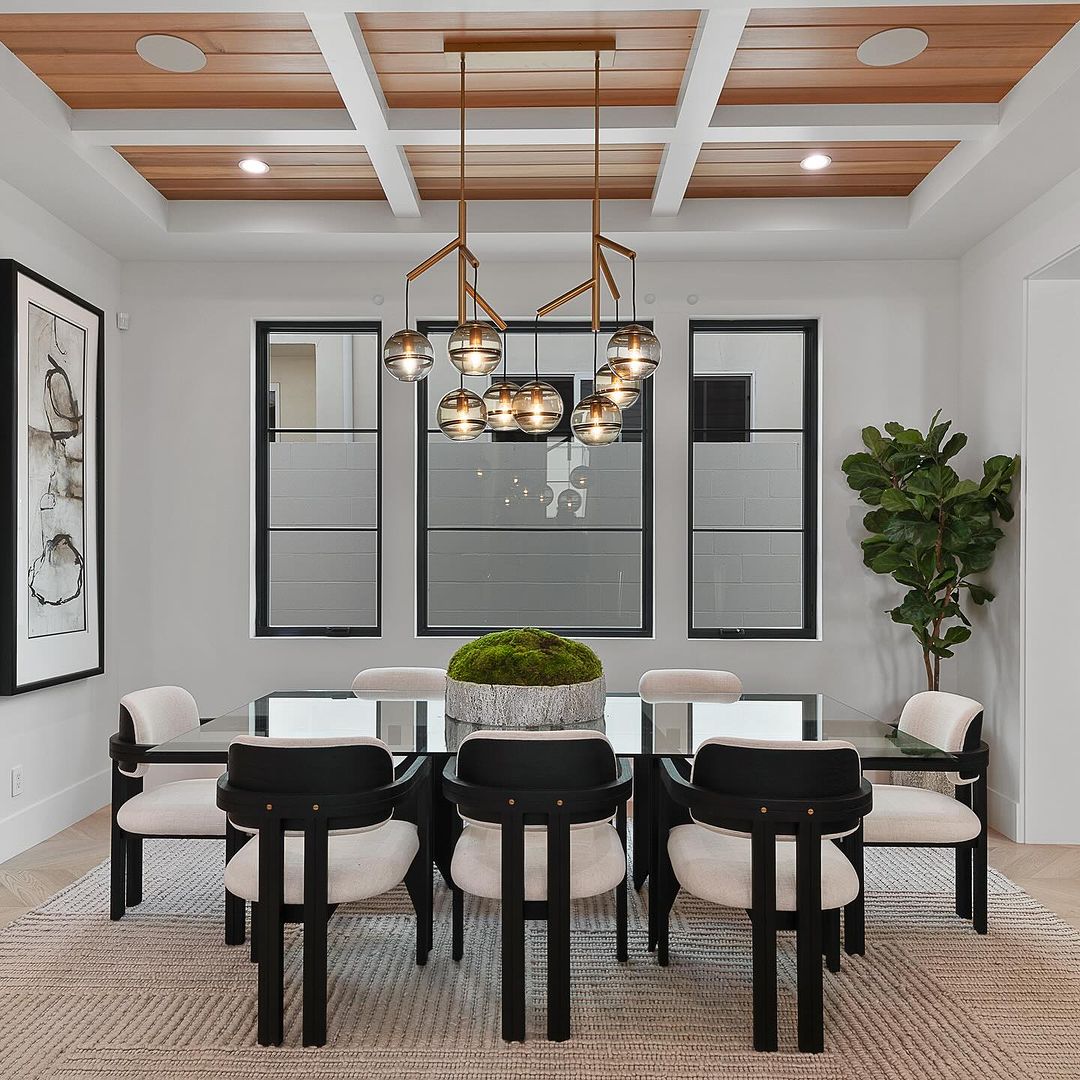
(445, 674, 606, 728)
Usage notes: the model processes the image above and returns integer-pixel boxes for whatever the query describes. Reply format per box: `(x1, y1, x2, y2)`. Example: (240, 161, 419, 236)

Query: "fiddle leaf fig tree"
(842, 413, 1018, 691)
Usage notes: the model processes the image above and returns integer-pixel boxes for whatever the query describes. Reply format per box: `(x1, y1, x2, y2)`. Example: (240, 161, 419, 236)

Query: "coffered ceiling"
(0, 1, 1079, 261)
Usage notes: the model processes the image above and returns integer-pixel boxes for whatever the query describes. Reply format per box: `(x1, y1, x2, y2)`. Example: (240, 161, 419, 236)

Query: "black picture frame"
(0, 260, 105, 694)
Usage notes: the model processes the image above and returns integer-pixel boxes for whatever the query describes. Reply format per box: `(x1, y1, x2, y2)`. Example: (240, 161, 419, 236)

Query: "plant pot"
(445, 674, 607, 728)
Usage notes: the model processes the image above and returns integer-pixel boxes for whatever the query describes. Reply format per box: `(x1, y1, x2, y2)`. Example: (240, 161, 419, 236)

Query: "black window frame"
(688, 318, 818, 640)
(416, 319, 654, 639)
(254, 319, 383, 638)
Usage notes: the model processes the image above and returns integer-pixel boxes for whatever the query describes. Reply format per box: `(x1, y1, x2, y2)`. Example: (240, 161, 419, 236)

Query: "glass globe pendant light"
(595, 362, 640, 409)
(511, 319, 563, 435)
(437, 379, 487, 441)
(383, 280, 434, 382)
(607, 259, 661, 380)
(572, 330, 622, 446)
(448, 319, 502, 376)
(483, 331, 518, 431)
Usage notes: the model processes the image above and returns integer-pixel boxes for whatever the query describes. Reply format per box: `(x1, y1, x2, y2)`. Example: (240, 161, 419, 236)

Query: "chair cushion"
(223, 820, 418, 905)
(116, 779, 226, 837)
(863, 784, 981, 844)
(451, 822, 625, 902)
(667, 824, 860, 911)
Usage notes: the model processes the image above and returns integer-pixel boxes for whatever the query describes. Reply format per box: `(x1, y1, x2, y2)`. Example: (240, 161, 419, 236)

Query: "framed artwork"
(0, 261, 105, 694)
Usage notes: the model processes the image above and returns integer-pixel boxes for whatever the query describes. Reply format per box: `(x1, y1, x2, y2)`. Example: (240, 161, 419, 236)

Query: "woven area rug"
(1, 841, 1078, 1079)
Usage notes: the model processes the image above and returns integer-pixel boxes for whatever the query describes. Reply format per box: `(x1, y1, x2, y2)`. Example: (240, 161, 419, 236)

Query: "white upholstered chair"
(444, 729, 632, 1042)
(351, 666, 446, 697)
(108, 686, 229, 926)
(635, 668, 743, 891)
(863, 691, 988, 932)
(655, 737, 870, 1053)
(638, 668, 743, 703)
(218, 736, 431, 1046)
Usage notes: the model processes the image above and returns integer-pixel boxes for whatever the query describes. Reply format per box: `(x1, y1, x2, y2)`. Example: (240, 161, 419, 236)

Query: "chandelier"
(383, 42, 660, 444)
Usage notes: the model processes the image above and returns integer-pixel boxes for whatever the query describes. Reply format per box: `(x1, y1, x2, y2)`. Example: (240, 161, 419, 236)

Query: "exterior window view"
(0, 2, 1078, 1077)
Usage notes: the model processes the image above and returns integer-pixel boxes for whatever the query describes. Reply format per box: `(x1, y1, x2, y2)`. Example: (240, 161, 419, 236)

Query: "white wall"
(960, 163, 1080, 842)
(0, 178, 120, 862)
(116, 258, 960, 740)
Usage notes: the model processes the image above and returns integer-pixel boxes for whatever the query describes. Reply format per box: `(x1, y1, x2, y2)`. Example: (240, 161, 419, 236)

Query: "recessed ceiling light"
(800, 153, 832, 172)
(135, 34, 207, 73)
(238, 158, 271, 175)
(857, 27, 930, 67)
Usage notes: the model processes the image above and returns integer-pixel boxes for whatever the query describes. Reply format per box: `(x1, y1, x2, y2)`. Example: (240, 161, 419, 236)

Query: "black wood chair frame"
(654, 757, 872, 1053)
(217, 753, 432, 1047)
(442, 758, 633, 1043)
(868, 725, 991, 935)
(107, 732, 244, 943)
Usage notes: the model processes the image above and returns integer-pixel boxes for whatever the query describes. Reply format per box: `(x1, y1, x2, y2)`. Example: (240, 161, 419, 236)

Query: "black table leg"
(632, 755, 652, 891)
(973, 773, 988, 934)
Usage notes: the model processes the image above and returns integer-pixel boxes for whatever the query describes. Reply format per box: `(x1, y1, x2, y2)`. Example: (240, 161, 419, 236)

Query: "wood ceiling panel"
(0, 13, 341, 109)
(356, 9, 699, 109)
(116, 146, 383, 200)
(687, 141, 957, 197)
(722, 5, 1080, 105)
(405, 145, 662, 200)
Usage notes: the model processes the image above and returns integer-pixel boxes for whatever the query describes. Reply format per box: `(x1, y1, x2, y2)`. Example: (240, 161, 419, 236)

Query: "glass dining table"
(140, 688, 988, 902)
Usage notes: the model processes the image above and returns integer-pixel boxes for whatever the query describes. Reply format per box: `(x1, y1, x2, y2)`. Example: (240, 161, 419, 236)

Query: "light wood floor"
(2, 807, 1080, 930)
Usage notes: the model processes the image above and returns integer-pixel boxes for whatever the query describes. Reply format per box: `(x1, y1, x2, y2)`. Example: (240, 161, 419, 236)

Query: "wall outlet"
(10, 766, 23, 798)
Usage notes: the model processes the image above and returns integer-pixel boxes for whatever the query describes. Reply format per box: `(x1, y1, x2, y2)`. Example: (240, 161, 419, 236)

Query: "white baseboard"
(988, 785, 1020, 841)
(0, 769, 109, 864)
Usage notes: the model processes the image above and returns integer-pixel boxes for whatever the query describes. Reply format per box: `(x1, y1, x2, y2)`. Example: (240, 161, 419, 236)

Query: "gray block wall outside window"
(418, 321, 653, 637)
(256, 324, 382, 636)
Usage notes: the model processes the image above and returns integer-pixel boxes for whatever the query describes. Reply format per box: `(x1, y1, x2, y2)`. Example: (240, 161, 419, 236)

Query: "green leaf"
(965, 583, 995, 605)
(939, 432, 967, 462)
(884, 421, 905, 438)
(878, 487, 912, 512)
(871, 550, 913, 575)
(861, 426, 886, 455)
(882, 516, 939, 548)
(895, 427, 925, 446)
(944, 478, 979, 502)
(905, 464, 960, 500)
(943, 625, 972, 646)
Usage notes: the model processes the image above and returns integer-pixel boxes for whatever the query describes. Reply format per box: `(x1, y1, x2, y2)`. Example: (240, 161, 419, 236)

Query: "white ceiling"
(2, 0, 1080, 262)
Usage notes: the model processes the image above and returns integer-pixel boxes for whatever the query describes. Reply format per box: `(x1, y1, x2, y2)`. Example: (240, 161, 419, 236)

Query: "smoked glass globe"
(382, 328, 434, 382)
(448, 320, 502, 376)
(570, 465, 591, 490)
(606, 323, 661, 380)
(557, 487, 583, 514)
(511, 380, 563, 434)
(594, 362, 641, 408)
(571, 393, 622, 446)
(483, 379, 519, 431)
(437, 387, 487, 441)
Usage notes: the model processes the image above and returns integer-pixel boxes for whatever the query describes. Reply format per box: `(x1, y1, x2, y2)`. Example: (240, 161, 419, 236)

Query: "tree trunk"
(923, 649, 936, 692)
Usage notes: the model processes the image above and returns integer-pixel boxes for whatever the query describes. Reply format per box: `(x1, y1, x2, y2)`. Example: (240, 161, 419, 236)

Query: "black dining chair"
(442, 730, 633, 1043)
(862, 691, 989, 932)
(654, 737, 872, 1053)
(216, 735, 432, 1047)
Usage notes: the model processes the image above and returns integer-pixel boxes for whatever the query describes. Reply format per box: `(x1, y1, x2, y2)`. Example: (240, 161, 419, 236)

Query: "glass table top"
(145, 690, 956, 767)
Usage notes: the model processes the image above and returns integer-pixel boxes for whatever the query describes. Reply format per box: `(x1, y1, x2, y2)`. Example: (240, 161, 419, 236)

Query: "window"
(689, 320, 818, 638)
(255, 322, 381, 636)
(418, 321, 652, 636)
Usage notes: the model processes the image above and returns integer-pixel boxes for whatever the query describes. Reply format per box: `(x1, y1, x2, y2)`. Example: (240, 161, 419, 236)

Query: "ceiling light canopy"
(238, 158, 271, 175)
(135, 34, 207, 73)
(857, 27, 930, 67)
(800, 153, 832, 172)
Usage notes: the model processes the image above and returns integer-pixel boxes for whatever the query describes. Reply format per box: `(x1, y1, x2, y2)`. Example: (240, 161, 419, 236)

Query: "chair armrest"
(108, 732, 154, 768)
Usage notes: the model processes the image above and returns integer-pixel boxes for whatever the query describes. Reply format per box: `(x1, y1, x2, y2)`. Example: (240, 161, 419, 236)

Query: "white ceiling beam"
(68, 103, 1000, 150)
(70, 108, 358, 146)
(303, 9, 420, 217)
(2, 0, 1078, 10)
(652, 7, 749, 217)
(708, 103, 1001, 143)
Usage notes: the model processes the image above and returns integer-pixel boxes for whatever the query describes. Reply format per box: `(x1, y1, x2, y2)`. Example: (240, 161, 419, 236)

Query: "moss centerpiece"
(445, 628, 606, 728)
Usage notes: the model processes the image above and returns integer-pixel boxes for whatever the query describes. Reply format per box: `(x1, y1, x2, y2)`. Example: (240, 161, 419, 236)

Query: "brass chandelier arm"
(465, 280, 508, 331)
(535, 48, 637, 332)
(402, 49, 505, 330)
